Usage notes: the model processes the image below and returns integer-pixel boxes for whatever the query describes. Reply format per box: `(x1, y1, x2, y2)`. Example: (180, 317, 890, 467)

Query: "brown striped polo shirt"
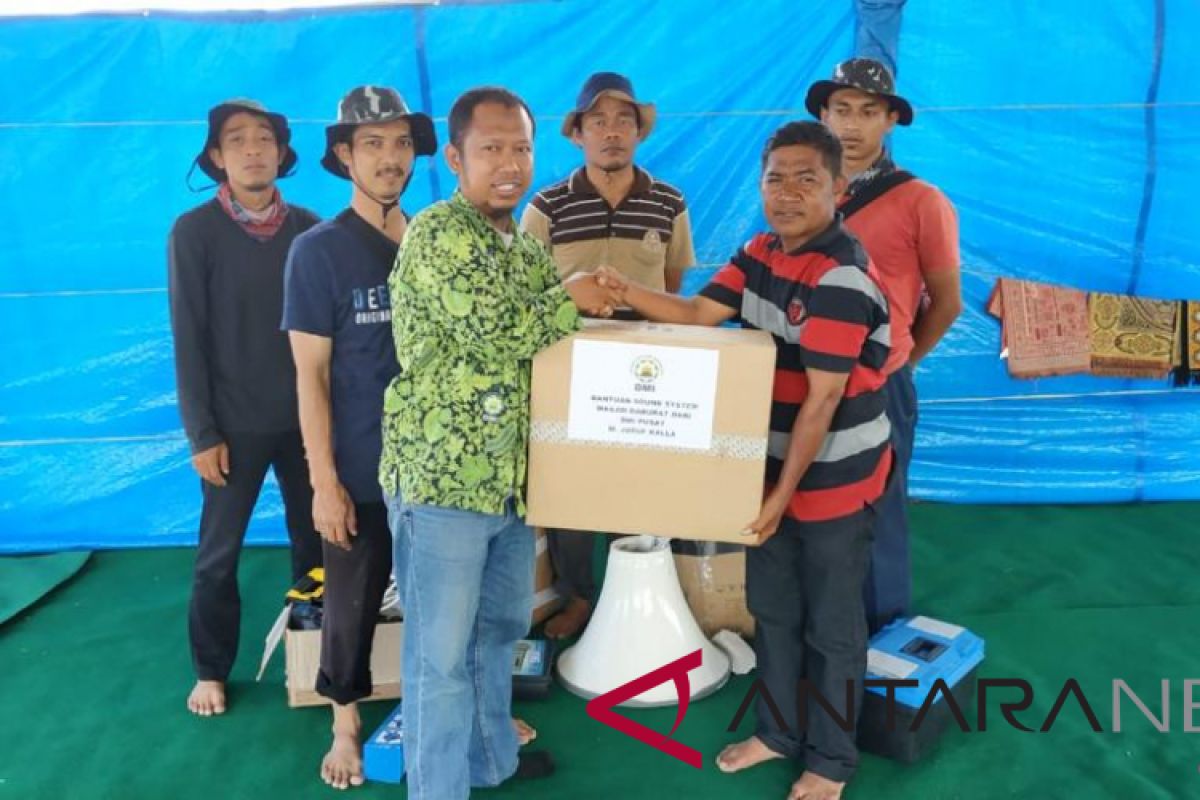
(520, 166, 696, 292)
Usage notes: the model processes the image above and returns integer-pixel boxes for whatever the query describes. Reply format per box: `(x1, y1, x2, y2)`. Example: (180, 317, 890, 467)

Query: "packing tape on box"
(530, 421, 767, 460)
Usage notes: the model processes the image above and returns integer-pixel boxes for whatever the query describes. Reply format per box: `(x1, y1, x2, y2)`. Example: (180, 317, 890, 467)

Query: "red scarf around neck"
(217, 183, 290, 241)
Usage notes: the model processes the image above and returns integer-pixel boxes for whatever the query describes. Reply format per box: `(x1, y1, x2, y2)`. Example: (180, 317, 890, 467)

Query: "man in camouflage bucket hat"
(809, 58, 962, 653)
(283, 84, 435, 790)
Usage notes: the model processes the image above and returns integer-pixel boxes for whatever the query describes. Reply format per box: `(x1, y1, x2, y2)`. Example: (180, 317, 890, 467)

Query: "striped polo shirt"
(700, 221, 893, 522)
(520, 166, 695, 291)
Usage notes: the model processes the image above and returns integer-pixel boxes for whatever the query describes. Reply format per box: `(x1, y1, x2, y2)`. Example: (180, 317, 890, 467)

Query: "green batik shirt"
(378, 192, 581, 515)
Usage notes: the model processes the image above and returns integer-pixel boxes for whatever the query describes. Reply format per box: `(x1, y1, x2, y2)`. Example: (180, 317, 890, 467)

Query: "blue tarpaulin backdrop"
(1, 0, 1197, 551)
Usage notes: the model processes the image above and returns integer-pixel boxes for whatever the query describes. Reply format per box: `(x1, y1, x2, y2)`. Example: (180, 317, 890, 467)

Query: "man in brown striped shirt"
(520, 72, 696, 637)
(521, 72, 695, 293)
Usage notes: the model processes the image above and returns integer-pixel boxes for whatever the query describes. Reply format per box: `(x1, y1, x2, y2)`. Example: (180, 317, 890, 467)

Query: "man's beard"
(376, 169, 407, 198)
(598, 156, 632, 174)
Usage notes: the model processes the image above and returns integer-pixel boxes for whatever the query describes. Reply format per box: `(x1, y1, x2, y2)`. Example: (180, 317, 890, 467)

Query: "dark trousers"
(746, 508, 874, 783)
(547, 528, 602, 604)
(316, 502, 393, 705)
(188, 430, 322, 682)
(864, 365, 916, 634)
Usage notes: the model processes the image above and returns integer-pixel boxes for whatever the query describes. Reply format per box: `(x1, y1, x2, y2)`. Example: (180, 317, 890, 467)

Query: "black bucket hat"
(805, 58, 914, 126)
(321, 86, 438, 179)
(561, 72, 657, 140)
(193, 98, 297, 183)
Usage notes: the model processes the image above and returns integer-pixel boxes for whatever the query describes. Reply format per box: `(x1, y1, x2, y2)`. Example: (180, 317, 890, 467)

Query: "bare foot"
(715, 736, 784, 773)
(187, 680, 226, 716)
(321, 703, 364, 790)
(787, 771, 845, 800)
(514, 717, 537, 746)
(544, 596, 591, 639)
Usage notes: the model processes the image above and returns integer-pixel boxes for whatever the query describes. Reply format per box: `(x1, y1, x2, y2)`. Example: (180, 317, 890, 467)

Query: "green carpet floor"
(0, 550, 90, 625)
(3, 503, 1199, 799)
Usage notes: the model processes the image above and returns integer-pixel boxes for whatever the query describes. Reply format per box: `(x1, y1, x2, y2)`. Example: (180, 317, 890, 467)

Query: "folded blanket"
(1188, 301, 1200, 372)
(989, 278, 1090, 378)
(1172, 300, 1200, 385)
(1088, 292, 1178, 379)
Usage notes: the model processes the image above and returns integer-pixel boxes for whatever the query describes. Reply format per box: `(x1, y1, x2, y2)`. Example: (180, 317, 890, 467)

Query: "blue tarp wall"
(1, 0, 1198, 552)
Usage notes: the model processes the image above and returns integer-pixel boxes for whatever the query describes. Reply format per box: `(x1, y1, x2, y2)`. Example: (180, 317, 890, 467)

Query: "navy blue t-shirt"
(281, 208, 400, 504)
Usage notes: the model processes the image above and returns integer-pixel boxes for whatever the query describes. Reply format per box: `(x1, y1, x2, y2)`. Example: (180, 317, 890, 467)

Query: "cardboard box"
(266, 528, 554, 707)
(284, 619, 403, 707)
(674, 548, 755, 638)
(532, 527, 561, 625)
(528, 321, 775, 544)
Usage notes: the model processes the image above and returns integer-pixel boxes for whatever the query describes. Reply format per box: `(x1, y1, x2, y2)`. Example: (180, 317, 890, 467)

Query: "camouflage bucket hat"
(805, 58, 914, 126)
(322, 86, 438, 179)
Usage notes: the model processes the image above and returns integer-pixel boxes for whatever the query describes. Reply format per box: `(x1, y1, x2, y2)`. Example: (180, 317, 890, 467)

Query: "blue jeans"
(387, 494, 535, 800)
(864, 365, 916, 633)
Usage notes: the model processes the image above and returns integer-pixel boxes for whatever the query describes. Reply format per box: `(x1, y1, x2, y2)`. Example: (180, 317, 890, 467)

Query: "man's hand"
(192, 442, 230, 487)
(740, 489, 791, 546)
(564, 272, 621, 317)
(593, 265, 629, 298)
(313, 481, 357, 551)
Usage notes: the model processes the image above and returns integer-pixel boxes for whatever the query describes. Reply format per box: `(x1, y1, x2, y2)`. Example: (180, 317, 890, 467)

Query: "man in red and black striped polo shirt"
(597, 121, 891, 800)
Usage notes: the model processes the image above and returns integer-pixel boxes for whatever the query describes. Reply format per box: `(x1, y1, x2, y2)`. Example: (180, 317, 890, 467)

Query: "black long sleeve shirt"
(167, 199, 320, 453)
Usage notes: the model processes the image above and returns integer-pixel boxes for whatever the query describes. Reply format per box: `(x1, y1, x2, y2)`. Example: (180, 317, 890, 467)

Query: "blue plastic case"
(859, 616, 985, 762)
(363, 703, 405, 784)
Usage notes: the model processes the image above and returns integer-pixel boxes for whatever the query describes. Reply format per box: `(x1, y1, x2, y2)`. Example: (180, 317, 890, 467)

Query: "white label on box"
(868, 648, 919, 680)
(908, 616, 965, 640)
(567, 340, 719, 450)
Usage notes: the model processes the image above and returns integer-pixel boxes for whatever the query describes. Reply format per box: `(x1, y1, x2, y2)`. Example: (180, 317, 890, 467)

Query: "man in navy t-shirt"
(282, 85, 437, 790)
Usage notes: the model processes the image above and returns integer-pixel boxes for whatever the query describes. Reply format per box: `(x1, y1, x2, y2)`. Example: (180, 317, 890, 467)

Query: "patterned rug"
(1185, 301, 1200, 373)
(988, 278, 1090, 378)
(1088, 292, 1179, 378)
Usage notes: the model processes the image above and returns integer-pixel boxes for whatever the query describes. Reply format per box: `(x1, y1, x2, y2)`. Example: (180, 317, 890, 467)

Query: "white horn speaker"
(556, 535, 731, 707)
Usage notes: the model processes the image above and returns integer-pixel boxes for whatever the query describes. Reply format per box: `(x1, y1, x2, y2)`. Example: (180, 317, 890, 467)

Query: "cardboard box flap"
(572, 318, 776, 348)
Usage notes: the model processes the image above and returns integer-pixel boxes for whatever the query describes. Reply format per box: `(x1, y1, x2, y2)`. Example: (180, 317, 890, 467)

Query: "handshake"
(564, 266, 633, 318)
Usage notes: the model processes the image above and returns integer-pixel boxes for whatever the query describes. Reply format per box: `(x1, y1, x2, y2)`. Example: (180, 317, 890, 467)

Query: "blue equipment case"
(512, 638, 556, 700)
(858, 616, 985, 763)
(363, 703, 405, 784)
(362, 639, 554, 784)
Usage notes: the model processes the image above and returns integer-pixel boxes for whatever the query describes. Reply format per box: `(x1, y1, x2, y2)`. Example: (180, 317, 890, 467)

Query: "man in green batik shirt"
(378, 86, 618, 800)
